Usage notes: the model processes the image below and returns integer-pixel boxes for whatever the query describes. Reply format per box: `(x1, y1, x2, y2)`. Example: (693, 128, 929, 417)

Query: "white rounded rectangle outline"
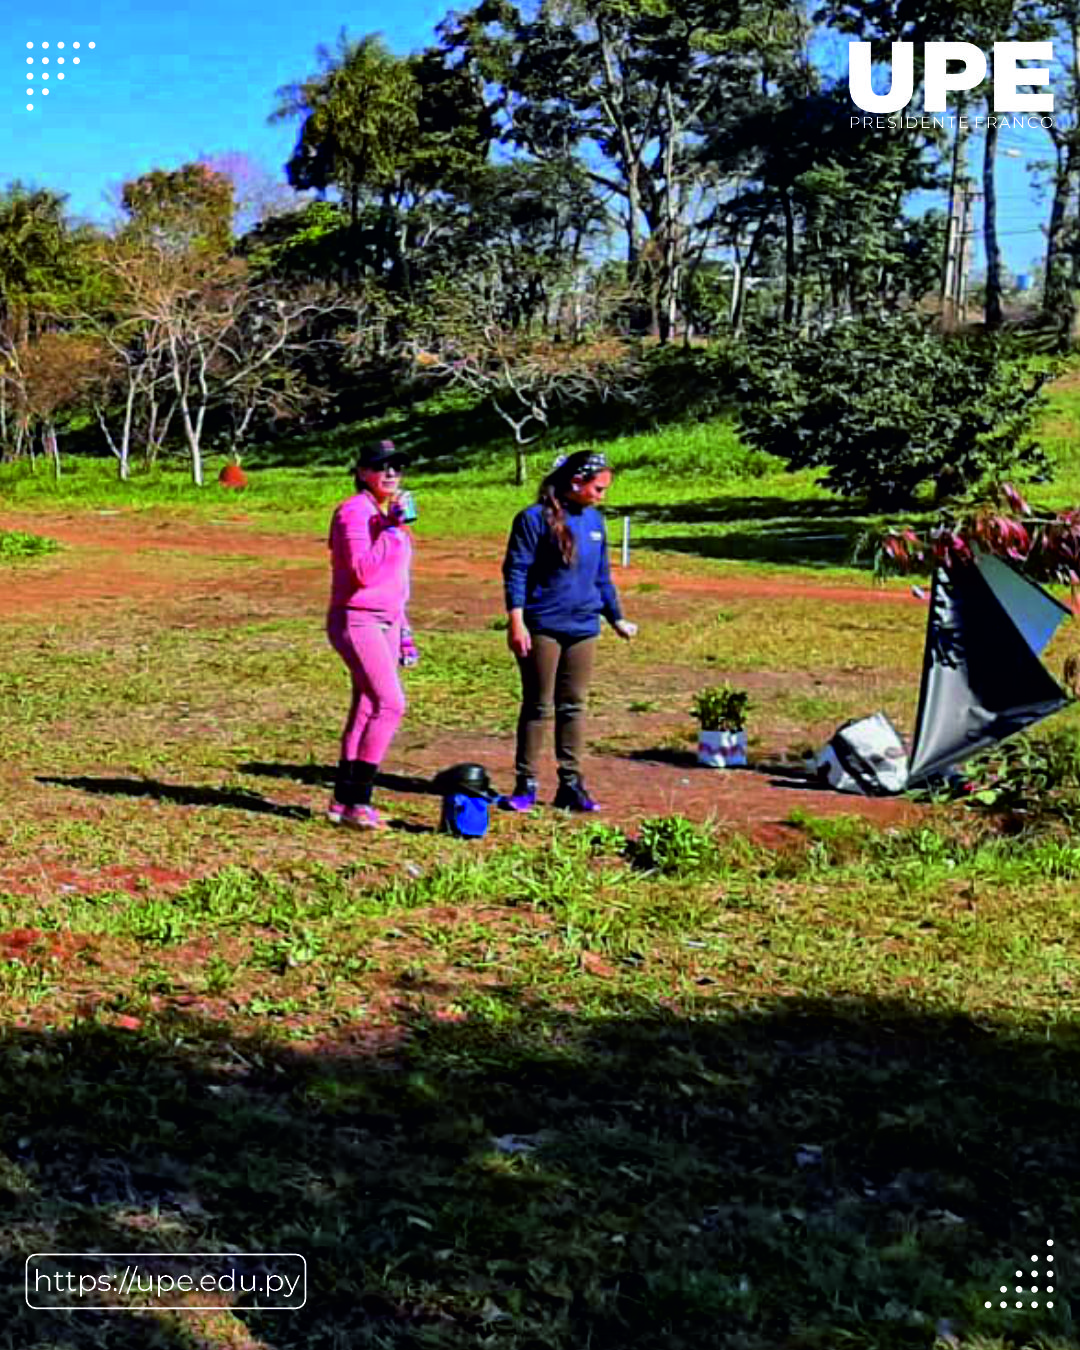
(24, 1252, 307, 1311)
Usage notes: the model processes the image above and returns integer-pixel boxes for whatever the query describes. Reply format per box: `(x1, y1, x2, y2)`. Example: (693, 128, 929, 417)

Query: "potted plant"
(692, 684, 750, 768)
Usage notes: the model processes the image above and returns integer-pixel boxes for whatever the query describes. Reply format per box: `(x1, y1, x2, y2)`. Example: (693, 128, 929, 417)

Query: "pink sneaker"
(341, 804, 384, 830)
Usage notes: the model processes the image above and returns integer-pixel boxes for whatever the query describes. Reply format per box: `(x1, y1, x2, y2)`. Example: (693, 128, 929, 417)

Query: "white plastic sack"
(818, 712, 909, 797)
(814, 744, 862, 794)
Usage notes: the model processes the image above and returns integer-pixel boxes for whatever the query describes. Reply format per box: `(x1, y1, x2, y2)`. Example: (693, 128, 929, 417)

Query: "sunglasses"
(372, 461, 407, 474)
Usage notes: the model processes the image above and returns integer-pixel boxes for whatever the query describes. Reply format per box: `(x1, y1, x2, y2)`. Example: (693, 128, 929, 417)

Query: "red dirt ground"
(0, 508, 924, 847)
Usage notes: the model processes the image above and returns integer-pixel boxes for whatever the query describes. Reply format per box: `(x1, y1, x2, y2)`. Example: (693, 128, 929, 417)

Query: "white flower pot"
(697, 728, 747, 768)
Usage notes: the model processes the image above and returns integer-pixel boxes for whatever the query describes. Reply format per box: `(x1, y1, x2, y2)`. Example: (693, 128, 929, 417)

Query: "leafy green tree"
(733, 313, 1055, 506)
(420, 159, 609, 330)
(269, 30, 493, 292)
(708, 83, 944, 327)
(0, 183, 102, 455)
(119, 163, 235, 255)
(441, 0, 805, 338)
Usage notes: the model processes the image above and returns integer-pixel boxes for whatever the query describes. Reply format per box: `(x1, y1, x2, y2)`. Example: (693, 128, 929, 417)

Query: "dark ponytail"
(540, 479, 574, 566)
(537, 450, 609, 567)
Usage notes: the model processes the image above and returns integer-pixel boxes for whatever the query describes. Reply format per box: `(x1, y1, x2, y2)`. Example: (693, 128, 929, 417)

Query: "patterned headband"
(551, 451, 608, 478)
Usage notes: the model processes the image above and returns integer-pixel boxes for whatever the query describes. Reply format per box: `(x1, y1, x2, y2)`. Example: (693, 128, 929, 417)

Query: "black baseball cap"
(356, 439, 411, 471)
(433, 762, 498, 799)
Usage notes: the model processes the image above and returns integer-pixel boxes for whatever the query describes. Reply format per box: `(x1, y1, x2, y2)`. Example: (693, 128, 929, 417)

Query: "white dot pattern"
(23, 40, 94, 106)
(986, 1239, 1059, 1311)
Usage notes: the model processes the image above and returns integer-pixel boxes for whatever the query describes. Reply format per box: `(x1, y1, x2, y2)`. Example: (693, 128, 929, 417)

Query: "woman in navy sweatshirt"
(501, 449, 637, 812)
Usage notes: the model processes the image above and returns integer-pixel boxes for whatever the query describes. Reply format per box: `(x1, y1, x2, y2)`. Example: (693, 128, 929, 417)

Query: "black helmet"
(433, 762, 497, 799)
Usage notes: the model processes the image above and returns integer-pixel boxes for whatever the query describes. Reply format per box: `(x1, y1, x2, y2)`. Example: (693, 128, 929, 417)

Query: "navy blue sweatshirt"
(502, 502, 624, 638)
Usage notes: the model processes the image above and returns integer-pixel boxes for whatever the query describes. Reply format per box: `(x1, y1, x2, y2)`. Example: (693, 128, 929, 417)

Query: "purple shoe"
(553, 777, 600, 812)
(499, 777, 538, 812)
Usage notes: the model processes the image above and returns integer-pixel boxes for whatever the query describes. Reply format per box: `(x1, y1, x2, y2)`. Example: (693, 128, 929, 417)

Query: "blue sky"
(4, 0, 449, 225)
(1, 0, 1052, 279)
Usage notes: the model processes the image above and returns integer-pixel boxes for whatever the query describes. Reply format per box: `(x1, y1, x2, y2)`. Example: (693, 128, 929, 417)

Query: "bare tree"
(410, 279, 643, 484)
(81, 238, 348, 484)
(197, 149, 317, 236)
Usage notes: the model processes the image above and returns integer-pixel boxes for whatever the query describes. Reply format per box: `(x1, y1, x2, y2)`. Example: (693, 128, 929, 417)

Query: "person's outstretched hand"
(613, 619, 638, 640)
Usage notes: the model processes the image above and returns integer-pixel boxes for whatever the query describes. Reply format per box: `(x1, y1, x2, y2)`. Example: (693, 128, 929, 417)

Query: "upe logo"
(849, 41, 1053, 113)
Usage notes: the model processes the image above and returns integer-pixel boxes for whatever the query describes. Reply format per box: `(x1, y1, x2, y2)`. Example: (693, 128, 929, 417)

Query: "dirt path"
(0, 508, 925, 846)
(387, 731, 917, 846)
(0, 508, 927, 618)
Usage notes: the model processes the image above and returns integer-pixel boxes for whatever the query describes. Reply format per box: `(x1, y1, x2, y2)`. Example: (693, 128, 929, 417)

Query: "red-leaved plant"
(873, 484, 1080, 592)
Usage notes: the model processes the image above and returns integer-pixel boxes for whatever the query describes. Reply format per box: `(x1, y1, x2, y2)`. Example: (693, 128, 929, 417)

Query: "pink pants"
(327, 609, 406, 764)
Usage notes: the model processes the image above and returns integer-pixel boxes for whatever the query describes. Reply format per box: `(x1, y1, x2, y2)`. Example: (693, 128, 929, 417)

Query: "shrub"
(962, 727, 1080, 827)
(625, 815, 720, 875)
(732, 313, 1056, 507)
(0, 531, 59, 561)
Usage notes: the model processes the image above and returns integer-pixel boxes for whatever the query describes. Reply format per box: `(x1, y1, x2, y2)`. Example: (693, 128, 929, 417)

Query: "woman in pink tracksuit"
(326, 440, 416, 829)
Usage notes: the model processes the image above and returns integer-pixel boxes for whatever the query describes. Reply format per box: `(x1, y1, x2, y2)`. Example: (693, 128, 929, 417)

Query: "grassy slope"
(0, 398, 930, 582)
(6, 365, 1080, 583)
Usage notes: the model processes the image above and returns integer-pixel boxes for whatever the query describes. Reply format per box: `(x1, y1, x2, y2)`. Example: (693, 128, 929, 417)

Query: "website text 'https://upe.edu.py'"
(25, 1252, 306, 1311)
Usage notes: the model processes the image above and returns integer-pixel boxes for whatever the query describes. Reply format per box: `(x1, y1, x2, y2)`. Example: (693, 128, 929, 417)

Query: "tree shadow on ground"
(625, 746, 701, 769)
(620, 497, 870, 526)
(36, 776, 311, 820)
(0, 998, 1076, 1348)
(237, 761, 438, 797)
(617, 496, 932, 572)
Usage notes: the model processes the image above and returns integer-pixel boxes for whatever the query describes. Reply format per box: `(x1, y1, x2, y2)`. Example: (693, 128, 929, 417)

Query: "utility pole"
(941, 119, 966, 332)
(956, 180, 980, 326)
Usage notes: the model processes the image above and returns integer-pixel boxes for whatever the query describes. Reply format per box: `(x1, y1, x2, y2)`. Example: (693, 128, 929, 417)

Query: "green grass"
(0, 404, 890, 580)
(2, 819, 1080, 1347)
(3, 358, 1080, 589)
(4, 373, 1080, 1346)
(5, 360, 1080, 579)
(0, 529, 58, 560)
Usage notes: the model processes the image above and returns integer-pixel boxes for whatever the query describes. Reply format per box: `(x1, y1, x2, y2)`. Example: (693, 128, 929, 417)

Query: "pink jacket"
(328, 491, 412, 619)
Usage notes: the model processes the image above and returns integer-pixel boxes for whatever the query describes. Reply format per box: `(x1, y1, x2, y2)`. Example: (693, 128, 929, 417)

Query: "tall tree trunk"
(46, 422, 60, 481)
(983, 114, 1004, 330)
(657, 86, 681, 346)
(781, 189, 797, 326)
(1043, 140, 1074, 329)
(180, 397, 204, 486)
(731, 217, 766, 338)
